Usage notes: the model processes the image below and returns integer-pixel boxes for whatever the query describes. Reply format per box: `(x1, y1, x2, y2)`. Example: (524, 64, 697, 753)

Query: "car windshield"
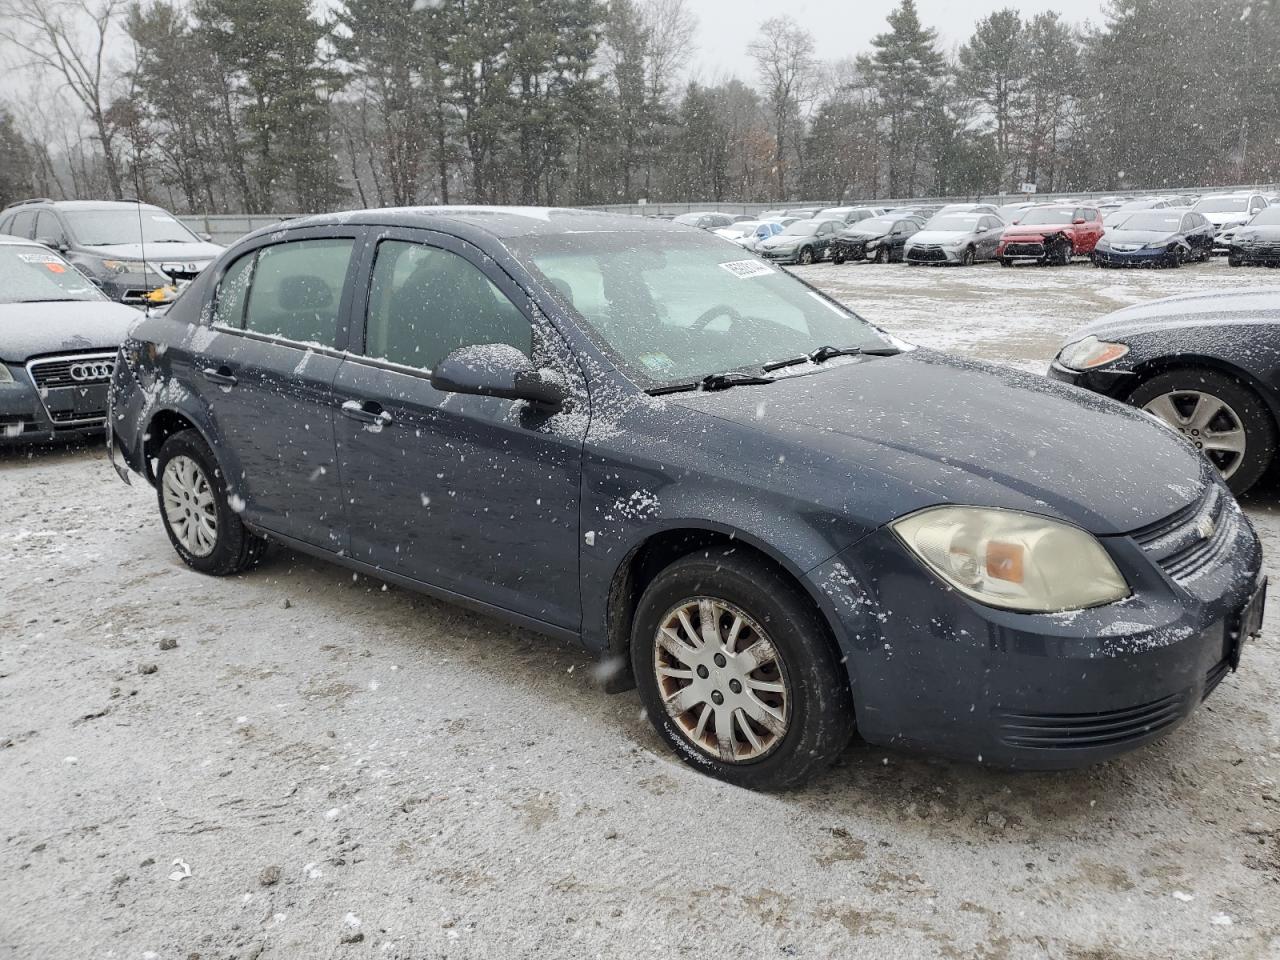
(1250, 207, 1280, 225)
(1193, 196, 1250, 213)
(780, 221, 819, 236)
(64, 208, 200, 246)
(1018, 208, 1074, 225)
(924, 215, 981, 231)
(850, 218, 893, 233)
(1104, 211, 1132, 227)
(1115, 212, 1183, 232)
(718, 223, 755, 237)
(511, 231, 894, 384)
(0, 245, 104, 304)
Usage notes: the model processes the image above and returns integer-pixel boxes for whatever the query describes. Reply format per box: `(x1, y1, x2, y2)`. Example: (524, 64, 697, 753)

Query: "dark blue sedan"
(1092, 209, 1216, 267)
(107, 207, 1264, 788)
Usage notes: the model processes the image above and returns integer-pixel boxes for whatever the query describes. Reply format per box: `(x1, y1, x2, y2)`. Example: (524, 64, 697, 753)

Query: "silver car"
(903, 213, 1007, 265)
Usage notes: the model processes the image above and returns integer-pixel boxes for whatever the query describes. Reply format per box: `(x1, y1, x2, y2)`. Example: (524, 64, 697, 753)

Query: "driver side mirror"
(200, 232, 214, 242)
(1072, 217, 1086, 225)
(430, 344, 568, 409)
(37, 236, 68, 253)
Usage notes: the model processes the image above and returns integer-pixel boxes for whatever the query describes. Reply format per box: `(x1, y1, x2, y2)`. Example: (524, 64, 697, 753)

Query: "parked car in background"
(997, 204, 1104, 266)
(1192, 194, 1270, 252)
(829, 216, 922, 264)
(0, 234, 141, 442)
(1091, 210, 1215, 268)
(672, 212, 737, 230)
(712, 221, 764, 243)
(1226, 206, 1280, 267)
(996, 201, 1043, 223)
(783, 207, 821, 220)
(886, 205, 943, 221)
(904, 212, 1006, 265)
(738, 221, 786, 250)
(756, 218, 844, 264)
(816, 206, 886, 226)
(1050, 288, 1280, 493)
(0, 199, 224, 307)
(936, 203, 1001, 218)
(107, 205, 1265, 787)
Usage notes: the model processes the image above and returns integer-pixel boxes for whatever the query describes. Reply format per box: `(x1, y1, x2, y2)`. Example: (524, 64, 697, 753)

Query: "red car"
(997, 204, 1104, 266)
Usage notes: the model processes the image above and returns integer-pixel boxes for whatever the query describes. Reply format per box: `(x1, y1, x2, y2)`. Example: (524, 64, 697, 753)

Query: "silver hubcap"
(653, 598, 790, 763)
(1142, 390, 1247, 479)
(161, 455, 218, 557)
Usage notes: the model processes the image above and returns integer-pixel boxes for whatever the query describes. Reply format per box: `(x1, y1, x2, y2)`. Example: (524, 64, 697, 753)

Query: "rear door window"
(9, 210, 35, 239)
(240, 238, 354, 347)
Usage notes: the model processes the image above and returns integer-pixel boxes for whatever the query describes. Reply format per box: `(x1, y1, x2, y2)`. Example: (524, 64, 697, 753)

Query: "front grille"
(909, 245, 948, 262)
(1131, 485, 1237, 585)
(1202, 660, 1230, 701)
(1004, 242, 1045, 257)
(49, 408, 106, 424)
(995, 690, 1188, 749)
(28, 353, 116, 389)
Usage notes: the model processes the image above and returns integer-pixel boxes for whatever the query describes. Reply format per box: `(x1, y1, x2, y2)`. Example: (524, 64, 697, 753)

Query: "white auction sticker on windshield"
(718, 259, 775, 279)
(18, 252, 61, 264)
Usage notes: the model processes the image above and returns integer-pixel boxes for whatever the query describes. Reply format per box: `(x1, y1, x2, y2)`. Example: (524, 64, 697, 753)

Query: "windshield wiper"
(761, 343, 900, 372)
(648, 371, 776, 396)
(20, 297, 87, 303)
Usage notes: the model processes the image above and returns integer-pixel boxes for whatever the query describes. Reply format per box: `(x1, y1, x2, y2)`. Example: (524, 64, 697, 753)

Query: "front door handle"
(340, 399, 393, 431)
(201, 365, 237, 388)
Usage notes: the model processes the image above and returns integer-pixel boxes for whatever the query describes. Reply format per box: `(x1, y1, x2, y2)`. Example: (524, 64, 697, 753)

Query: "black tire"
(873, 245, 888, 264)
(960, 246, 975, 266)
(1127, 369, 1276, 495)
(999, 257, 1013, 267)
(1054, 239, 1073, 266)
(630, 549, 855, 790)
(1165, 247, 1182, 268)
(831, 252, 846, 265)
(155, 429, 268, 575)
(1228, 253, 1242, 267)
(798, 246, 814, 265)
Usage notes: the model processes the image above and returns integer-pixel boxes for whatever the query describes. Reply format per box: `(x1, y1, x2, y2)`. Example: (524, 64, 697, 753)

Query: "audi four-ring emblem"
(70, 360, 114, 381)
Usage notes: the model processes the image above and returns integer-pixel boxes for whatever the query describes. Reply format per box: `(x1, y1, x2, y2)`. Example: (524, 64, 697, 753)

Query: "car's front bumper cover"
(0, 359, 112, 444)
(808, 483, 1263, 769)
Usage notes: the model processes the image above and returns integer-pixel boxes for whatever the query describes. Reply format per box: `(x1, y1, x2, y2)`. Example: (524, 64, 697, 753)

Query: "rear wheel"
(155, 429, 268, 575)
(631, 550, 854, 789)
(1129, 369, 1275, 494)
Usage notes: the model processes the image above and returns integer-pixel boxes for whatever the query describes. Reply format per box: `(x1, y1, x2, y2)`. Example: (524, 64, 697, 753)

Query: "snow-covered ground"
(2, 259, 1279, 958)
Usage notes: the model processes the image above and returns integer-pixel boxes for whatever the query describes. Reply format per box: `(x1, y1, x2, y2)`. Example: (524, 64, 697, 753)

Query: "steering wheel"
(691, 304, 744, 331)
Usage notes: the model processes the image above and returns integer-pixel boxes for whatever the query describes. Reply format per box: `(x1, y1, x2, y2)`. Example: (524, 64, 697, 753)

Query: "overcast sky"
(689, 0, 1110, 81)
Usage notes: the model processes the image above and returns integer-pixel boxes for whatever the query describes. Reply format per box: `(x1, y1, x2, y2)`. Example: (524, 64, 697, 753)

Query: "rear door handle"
(340, 399, 393, 431)
(201, 365, 237, 388)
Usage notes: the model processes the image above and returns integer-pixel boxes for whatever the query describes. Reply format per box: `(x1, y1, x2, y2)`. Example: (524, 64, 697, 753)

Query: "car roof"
(267, 206, 683, 242)
(2, 199, 168, 213)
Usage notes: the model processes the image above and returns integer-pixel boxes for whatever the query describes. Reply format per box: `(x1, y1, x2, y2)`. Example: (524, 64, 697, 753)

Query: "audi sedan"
(108, 207, 1264, 789)
(0, 234, 138, 443)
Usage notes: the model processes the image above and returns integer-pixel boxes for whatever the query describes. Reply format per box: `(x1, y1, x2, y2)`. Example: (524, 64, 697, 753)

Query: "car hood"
(1103, 229, 1177, 245)
(908, 229, 973, 245)
(0, 299, 140, 361)
(835, 229, 886, 242)
(1068, 287, 1280, 341)
(79, 241, 223, 262)
(671, 351, 1204, 535)
(1201, 211, 1250, 227)
(759, 235, 806, 248)
(1236, 225, 1280, 240)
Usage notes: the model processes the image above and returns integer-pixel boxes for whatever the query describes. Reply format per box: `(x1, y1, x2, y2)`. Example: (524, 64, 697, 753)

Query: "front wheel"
(155, 429, 268, 575)
(1129, 370, 1276, 494)
(798, 246, 814, 265)
(999, 257, 1013, 267)
(831, 252, 846, 265)
(631, 550, 855, 789)
(1228, 253, 1243, 267)
(960, 246, 975, 267)
(873, 245, 888, 264)
(1054, 240, 1073, 266)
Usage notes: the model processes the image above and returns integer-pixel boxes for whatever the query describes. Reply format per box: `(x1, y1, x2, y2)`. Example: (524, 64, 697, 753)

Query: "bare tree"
(748, 15, 815, 200)
(0, 0, 127, 198)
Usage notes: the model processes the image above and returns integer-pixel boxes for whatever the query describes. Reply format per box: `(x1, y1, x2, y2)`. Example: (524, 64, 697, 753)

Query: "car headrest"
(279, 275, 332, 311)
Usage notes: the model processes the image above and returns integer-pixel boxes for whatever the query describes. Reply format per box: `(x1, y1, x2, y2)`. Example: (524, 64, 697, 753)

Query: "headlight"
(0, 363, 14, 383)
(1056, 335, 1129, 371)
(892, 506, 1129, 612)
(102, 259, 160, 275)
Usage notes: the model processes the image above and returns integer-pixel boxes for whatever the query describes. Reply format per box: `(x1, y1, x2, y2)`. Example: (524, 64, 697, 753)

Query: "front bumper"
(0, 355, 115, 444)
(905, 245, 964, 264)
(1092, 246, 1171, 267)
(809, 484, 1263, 769)
(1229, 243, 1280, 265)
(1045, 360, 1136, 399)
(758, 247, 804, 264)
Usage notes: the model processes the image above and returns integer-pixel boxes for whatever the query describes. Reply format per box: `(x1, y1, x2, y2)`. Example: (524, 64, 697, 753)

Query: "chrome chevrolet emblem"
(1195, 517, 1215, 541)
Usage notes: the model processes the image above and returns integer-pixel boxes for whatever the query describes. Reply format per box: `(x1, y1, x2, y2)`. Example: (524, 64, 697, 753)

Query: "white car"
(1192, 193, 1270, 251)
(903, 213, 1007, 265)
(936, 203, 1001, 218)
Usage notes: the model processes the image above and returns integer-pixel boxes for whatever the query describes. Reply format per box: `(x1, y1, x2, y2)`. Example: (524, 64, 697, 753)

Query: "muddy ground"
(2, 258, 1278, 959)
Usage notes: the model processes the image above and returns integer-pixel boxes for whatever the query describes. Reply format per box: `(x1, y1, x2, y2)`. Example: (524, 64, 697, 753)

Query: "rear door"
(187, 228, 360, 549)
(332, 229, 587, 630)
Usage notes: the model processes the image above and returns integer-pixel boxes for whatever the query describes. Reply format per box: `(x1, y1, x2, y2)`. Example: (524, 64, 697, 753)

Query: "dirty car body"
(108, 207, 1265, 783)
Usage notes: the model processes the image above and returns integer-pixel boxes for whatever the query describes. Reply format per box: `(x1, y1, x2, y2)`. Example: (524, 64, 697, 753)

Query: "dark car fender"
(1119, 337, 1280, 424)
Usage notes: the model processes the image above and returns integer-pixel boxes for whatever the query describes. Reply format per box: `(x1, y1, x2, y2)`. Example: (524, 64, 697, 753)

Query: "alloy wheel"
(653, 597, 791, 763)
(1142, 390, 1247, 479)
(161, 454, 219, 557)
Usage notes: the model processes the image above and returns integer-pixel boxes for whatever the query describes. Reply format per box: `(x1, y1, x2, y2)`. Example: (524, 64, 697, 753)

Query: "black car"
(109, 206, 1263, 788)
(0, 234, 139, 442)
(1091, 210, 1216, 268)
(0, 199, 223, 306)
(829, 216, 922, 264)
(1050, 288, 1280, 494)
(1227, 206, 1280, 267)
